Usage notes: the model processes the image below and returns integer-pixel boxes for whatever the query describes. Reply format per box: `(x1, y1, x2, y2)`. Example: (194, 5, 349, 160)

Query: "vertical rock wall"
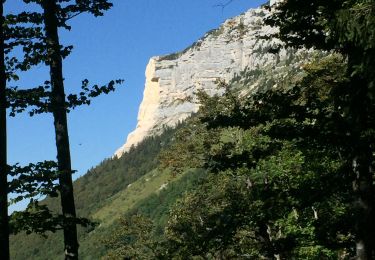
(115, 6, 316, 157)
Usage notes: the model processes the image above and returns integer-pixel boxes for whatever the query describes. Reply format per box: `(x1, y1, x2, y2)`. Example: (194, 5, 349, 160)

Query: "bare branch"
(213, 0, 236, 12)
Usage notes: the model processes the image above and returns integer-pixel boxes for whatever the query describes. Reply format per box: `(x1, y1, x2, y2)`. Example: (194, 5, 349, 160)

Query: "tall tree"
(1, 3, 61, 257)
(266, 1, 375, 258)
(15, 0, 115, 258)
(41, 1, 79, 258)
(0, 1, 117, 257)
(0, 1, 9, 259)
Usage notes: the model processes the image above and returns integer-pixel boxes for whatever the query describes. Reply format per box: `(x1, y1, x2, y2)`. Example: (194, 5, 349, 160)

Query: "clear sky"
(6, 0, 265, 210)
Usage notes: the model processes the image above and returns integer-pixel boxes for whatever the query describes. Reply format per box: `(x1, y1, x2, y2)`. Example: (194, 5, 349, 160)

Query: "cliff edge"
(115, 6, 317, 157)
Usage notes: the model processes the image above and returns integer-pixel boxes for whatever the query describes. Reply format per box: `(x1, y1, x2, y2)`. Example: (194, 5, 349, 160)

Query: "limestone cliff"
(115, 6, 319, 157)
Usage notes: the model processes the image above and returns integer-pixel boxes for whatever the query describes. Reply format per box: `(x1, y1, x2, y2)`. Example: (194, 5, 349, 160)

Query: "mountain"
(114, 5, 318, 157)
(10, 4, 325, 259)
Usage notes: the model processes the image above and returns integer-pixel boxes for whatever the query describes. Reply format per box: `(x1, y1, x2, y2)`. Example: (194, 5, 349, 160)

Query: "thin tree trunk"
(42, 1, 78, 259)
(348, 49, 375, 260)
(353, 149, 374, 260)
(0, 2, 9, 260)
(258, 222, 276, 259)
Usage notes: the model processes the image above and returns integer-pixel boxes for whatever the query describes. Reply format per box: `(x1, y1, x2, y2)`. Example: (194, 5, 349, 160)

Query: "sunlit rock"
(115, 6, 319, 157)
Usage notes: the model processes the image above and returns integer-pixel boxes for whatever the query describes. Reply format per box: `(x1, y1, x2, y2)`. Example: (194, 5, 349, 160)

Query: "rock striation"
(115, 5, 319, 157)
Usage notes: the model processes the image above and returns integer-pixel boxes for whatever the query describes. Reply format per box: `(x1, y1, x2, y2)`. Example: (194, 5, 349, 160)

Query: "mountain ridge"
(115, 5, 316, 157)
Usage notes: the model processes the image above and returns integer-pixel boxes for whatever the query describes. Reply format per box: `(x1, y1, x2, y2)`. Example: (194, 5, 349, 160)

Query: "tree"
(0, 1, 10, 259)
(41, 1, 81, 257)
(266, 1, 375, 258)
(158, 55, 357, 258)
(103, 214, 162, 260)
(0, 0, 118, 258)
(1, 0, 120, 258)
(1, 3, 64, 257)
(13, 0, 117, 258)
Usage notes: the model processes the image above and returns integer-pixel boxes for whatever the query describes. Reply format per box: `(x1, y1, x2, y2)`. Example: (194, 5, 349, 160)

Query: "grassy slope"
(79, 169, 202, 259)
(9, 126, 184, 259)
(92, 169, 183, 227)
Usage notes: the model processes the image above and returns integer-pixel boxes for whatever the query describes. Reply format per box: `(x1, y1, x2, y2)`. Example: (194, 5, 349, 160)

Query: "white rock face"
(114, 6, 317, 157)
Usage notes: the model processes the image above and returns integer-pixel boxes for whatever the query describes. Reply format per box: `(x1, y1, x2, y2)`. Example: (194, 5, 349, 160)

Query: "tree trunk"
(348, 49, 375, 260)
(258, 222, 276, 259)
(42, 1, 78, 259)
(353, 149, 375, 260)
(0, 2, 10, 260)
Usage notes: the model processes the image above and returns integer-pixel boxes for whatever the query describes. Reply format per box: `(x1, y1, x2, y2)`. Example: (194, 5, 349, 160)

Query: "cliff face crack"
(114, 6, 321, 157)
(151, 77, 160, 83)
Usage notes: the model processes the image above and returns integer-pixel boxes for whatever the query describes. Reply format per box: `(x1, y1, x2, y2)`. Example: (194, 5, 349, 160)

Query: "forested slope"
(9, 126, 195, 259)
(10, 0, 375, 258)
(9, 37, 330, 260)
(11, 53, 367, 260)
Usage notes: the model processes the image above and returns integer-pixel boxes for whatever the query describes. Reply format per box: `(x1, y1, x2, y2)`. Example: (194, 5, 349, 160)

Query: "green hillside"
(9, 48, 340, 259)
(10, 53, 372, 259)
(9, 126, 196, 259)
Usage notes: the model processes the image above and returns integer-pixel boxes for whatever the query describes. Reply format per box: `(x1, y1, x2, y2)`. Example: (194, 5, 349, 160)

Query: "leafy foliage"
(7, 79, 124, 117)
(8, 161, 60, 205)
(154, 55, 357, 259)
(10, 200, 93, 236)
(103, 214, 160, 260)
(267, 1, 375, 258)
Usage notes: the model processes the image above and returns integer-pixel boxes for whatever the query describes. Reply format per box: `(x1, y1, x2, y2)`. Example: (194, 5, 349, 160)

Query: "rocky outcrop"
(115, 6, 319, 157)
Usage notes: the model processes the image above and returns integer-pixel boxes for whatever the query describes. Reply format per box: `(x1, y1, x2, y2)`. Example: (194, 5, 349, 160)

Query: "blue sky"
(6, 0, 265, 209)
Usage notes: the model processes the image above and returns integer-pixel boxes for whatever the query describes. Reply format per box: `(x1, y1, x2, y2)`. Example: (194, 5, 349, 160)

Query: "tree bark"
(348, 49, 375, 260)
(353, 149, 375, 260)
(0, 2, 9, 260)
(42, 1, 78, 259)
